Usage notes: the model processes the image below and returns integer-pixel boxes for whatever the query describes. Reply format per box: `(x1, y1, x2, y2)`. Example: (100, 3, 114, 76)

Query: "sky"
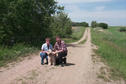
(56, 0, 126, 26)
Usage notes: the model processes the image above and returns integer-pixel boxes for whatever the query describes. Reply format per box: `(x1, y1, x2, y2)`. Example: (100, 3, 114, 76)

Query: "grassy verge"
(91, 26, 126, 80)
(0, 43, 39, 67)
(63, 26, 86, 43)
(79, 39, 86, 44)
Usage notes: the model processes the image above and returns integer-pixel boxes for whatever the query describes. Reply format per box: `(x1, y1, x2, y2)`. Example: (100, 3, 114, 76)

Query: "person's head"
(45, 38, 50, 45)
(56, 36, 61, 43)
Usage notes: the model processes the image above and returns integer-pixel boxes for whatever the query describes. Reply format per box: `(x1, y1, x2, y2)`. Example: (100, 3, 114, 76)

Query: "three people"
(40, 36, 67, 66)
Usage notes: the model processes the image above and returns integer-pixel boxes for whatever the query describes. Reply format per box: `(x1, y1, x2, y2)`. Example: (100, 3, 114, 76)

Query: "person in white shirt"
(40, 38, 53, 65)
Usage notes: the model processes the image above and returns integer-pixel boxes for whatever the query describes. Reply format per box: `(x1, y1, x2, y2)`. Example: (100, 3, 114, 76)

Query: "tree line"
(91, 21, 108, 29)
(0, 0, 72, 46)
(72, 22, 89, 27)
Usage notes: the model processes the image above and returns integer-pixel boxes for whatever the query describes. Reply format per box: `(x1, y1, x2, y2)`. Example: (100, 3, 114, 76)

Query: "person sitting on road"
(40, 38, 53, 65)
(54, 36, 68, 66)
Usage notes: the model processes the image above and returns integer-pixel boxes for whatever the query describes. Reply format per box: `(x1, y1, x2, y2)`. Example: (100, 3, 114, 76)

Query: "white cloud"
(95, 6, 105, 11)
(56, 0, 126, 25)
(56, 0, 112, 4)
(69, 10, 126, 19)
(65, 5, 126, 25)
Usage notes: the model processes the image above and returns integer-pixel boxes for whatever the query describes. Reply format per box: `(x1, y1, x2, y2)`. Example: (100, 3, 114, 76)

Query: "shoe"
(61, 64, 64, 67)
(45, 62, 48, 64)
(41, 63, 44, 65)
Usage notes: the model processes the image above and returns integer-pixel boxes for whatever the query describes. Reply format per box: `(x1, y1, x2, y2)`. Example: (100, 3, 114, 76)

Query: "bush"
(119, 27, 126, 32)
(51, 12, 72, 38)
(98, 23, 108, 29)
(91, 21, 97, 28)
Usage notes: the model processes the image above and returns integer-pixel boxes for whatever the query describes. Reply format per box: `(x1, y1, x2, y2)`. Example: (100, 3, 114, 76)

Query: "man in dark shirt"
(54, 36, 67, 66)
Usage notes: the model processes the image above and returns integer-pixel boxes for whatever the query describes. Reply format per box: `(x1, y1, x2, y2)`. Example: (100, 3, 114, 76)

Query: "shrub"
(98, 23, 108, 29)
(91, 21, 97, 28)
(119, 27, 126, 32)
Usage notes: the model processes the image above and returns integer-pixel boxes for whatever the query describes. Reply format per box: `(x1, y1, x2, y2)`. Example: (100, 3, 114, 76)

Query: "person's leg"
(57, 52, 65, 66)
(52, 55, 56, 65)
(62, 57, 66, 64)
(57, 52, 67, 66)
(40, 52, 46, 64)
(50, 57, 53, 65)
(62, 53, 67, 64)
(45, 55, 48, 64)
(57, 52, 62, 64)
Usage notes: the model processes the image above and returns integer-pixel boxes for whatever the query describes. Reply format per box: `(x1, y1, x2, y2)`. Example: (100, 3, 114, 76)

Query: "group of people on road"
(40, 36, 67, 67)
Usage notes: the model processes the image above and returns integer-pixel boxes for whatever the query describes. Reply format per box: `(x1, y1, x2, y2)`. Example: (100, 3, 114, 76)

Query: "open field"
(63, 26, 85, 43)
(91, 26, 126, 80)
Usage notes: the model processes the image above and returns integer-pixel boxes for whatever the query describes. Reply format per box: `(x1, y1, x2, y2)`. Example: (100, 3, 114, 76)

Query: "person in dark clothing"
(53, 36, 68, 66)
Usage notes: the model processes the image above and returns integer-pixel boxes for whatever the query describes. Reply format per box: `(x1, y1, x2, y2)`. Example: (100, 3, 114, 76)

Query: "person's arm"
(41, 50, 47, 53)
(53, 42, 66, 53)
(62, 42, 67, 52)
(56, 50, 63, 53)
(53, 43, 59, 54)
(60, 41, 67, 52)
(55, 41, 65, 53)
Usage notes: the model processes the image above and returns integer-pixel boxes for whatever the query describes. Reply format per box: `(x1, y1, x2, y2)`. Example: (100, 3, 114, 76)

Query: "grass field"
(91, 26, 126, 80)
(63, 26, 85, 43)
(0, 44, 38, 67)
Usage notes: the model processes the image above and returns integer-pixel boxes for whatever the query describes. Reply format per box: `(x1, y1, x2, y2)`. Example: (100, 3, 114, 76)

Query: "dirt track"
(0, 28, 125, 84)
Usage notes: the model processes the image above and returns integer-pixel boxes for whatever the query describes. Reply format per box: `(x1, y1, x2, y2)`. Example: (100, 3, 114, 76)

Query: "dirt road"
(0, 28, 125, 84)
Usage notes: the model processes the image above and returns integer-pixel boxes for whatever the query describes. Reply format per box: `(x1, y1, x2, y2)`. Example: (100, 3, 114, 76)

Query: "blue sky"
(56, 0, 126, 26)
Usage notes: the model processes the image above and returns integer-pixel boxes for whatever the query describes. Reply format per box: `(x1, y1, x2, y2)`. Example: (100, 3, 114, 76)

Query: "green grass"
(91, 26, 126, 80)
(0, 43, 39, 67)
(63, 26, 85, 43)
(79, 39, 87, 44)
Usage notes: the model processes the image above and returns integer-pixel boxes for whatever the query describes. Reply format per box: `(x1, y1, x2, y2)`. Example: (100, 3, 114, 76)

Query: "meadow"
(91, 26, 126, 80)
(63, 26, 85, 43)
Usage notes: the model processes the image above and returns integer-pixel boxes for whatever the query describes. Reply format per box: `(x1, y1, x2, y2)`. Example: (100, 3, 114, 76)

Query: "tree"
(82, 22, 89, 27)
(91, 21, 97, 28)
(0, 0, 72, 46)
(51, 12, 72, 38)
(98, 23, 108, 29)
(0, 0, 57, 46)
